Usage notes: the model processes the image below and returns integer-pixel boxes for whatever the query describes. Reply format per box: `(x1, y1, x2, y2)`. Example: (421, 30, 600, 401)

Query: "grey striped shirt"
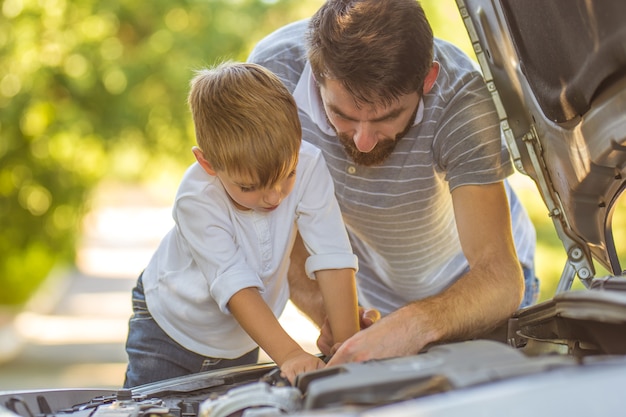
(248, 19, 536, 315)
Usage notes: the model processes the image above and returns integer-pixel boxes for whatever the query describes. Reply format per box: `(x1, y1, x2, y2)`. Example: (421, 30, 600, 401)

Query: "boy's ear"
(192, 146, 217, 176)
(422, 61, 440, 95)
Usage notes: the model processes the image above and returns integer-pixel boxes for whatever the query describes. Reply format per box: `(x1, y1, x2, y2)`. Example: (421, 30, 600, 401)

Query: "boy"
(123, 62, 359, 387)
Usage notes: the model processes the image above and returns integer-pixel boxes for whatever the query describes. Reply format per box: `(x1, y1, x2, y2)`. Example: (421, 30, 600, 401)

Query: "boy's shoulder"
(297, 140, 325, 168)
(299, 139, 321, 156)
(175, 162, 222, 200)
(292, 141, 327, 187)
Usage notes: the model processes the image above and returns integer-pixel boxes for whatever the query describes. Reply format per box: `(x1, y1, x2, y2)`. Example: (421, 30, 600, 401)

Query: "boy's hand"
(317, 307, 381, 356)
(279, 350, 325, 384)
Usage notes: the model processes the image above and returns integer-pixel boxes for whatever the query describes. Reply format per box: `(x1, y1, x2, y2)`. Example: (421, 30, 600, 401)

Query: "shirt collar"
(292, 62, 425, 136)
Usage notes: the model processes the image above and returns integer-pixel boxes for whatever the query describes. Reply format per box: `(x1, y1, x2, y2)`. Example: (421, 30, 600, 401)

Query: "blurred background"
(0, 0, 624, 391)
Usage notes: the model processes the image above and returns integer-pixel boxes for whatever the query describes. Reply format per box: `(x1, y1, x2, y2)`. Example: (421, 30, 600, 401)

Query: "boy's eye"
(288, 170, 296, 178)
(239, 186, 256, 192)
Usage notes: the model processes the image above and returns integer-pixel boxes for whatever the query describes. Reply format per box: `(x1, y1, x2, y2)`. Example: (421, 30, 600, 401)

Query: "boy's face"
(216, 168, 297, 212)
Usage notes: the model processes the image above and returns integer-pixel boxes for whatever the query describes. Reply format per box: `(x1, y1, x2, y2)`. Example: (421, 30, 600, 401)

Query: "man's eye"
(333, 112, 350, 121)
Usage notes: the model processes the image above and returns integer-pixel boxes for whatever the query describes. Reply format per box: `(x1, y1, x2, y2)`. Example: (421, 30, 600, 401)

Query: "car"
(2, 0, 625, 416)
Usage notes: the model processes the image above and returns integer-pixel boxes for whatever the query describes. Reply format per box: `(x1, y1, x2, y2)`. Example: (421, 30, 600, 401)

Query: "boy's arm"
(227, 287, 324, 383)
(315, 268, 360, 344)
(288, 233, 327, 326)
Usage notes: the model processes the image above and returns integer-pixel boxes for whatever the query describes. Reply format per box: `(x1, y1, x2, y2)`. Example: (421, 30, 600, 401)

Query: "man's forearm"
(411, 258, 524, 347)
(432, 182, 524, 343)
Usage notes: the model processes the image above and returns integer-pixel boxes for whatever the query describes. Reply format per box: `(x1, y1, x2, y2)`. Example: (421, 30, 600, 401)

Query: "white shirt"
(143, 141, 357, 358)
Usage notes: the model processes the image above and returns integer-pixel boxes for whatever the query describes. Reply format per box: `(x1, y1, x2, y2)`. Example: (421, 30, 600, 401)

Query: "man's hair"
(188, 62, 301, 187)
(307, 0, 434, 106)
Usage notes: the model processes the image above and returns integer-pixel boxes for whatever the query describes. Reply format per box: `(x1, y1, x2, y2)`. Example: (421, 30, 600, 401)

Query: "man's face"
(319, 78, 420, 166)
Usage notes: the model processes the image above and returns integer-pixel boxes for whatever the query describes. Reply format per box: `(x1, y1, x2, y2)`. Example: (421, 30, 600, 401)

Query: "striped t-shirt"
(248, 19, 536, 315)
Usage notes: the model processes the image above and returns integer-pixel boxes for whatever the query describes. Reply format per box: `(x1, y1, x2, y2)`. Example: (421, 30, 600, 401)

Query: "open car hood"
(460, 0, 626, 290)
(2, 1, 626, 416)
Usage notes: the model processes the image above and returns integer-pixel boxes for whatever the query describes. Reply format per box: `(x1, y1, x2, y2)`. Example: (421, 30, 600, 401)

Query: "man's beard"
(334, 106, 418, 166)
(337, 133, 398, 166)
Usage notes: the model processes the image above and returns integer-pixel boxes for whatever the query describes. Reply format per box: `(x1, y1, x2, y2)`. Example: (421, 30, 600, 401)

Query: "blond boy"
(123, 62, 359, 387)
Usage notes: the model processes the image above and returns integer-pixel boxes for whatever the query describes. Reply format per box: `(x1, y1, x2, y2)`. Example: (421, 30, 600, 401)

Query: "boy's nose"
(263, 189, 281, 206)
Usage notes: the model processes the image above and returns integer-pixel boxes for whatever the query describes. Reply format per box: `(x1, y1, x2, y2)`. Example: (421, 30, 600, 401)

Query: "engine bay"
(5, 319, 626, 417)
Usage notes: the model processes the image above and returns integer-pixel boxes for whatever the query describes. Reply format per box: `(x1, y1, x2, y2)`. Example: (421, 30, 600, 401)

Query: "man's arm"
(326, 181, 524, 365)
(440, 181, 524, 338)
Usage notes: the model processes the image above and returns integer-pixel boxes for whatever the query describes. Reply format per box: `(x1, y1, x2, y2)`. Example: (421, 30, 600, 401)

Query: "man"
(248, 0, 538, 365)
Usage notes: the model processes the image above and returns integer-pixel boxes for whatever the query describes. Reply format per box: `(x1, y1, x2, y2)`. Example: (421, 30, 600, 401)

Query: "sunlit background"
(0, 0, 624, 390)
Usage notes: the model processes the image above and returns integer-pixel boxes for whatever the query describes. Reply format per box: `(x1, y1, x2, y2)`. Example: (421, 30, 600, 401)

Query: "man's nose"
(353, 123, 377, 152)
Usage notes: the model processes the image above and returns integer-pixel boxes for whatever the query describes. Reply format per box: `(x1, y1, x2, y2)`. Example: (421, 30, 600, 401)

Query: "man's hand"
(279, 350, 325, 385)
(320, 183, 524, 369)
(324, 306, 424, 367)
(317, 307, 381, 356)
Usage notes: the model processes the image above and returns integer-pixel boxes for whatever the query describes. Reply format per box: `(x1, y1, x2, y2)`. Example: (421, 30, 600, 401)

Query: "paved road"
(0, 182, 318, 392)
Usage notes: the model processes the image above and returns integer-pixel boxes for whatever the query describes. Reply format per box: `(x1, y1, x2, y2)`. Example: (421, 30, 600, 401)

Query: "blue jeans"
(521, 265, 540, 308)
(123, 276, 259, 388)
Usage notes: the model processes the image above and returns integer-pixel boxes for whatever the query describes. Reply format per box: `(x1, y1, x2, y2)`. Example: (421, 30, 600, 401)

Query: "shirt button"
(347, 166, 356, 174)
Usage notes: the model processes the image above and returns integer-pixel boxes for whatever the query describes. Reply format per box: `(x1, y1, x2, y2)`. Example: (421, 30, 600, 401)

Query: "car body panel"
(458, 0, 626, 286)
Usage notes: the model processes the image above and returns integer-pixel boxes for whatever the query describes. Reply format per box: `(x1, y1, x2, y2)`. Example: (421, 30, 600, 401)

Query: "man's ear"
(192, 146, 217, 176)
(422, 61, 440, 95)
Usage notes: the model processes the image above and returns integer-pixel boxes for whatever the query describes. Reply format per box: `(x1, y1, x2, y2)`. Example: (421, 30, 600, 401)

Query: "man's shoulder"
(433, 38, 478, 68)
(428, 38, 490, 108)
(254, 19, 309, 49)
(433, 38, 483, 82)
(248, 19, 310, 92)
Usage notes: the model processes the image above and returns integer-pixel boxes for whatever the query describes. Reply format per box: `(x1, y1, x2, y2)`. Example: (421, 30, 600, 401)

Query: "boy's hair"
(188, 62, 301, 187)
(307, 0, 434, 107)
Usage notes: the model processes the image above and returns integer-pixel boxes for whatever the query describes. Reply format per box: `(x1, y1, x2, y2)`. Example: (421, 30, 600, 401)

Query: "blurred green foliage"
(0, 0, 324, 306)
